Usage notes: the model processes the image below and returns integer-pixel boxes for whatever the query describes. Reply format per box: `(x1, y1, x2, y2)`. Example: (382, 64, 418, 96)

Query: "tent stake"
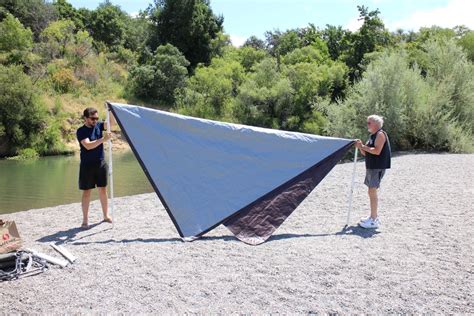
(105, 102, 114, 227)
(346, 147, 358, 226)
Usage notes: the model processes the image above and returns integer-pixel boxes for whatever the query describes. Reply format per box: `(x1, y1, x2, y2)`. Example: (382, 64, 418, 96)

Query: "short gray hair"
(367, 115, 384, 128)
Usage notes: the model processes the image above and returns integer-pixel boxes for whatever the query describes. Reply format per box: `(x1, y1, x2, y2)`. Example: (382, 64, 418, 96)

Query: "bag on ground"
(0, 220, 22, 254)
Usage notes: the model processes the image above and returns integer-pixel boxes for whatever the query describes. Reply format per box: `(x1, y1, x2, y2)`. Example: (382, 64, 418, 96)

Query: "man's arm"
(80, 133, 111, 151)
(360, 132, 386, 156)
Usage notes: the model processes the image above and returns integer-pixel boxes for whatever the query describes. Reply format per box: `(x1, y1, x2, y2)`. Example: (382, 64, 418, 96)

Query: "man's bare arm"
(360, 132, 386, 156)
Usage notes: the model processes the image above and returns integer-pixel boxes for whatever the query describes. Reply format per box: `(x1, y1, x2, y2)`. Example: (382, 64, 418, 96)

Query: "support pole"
(105, 102, 114, 225)
(346, 148, 358, 226)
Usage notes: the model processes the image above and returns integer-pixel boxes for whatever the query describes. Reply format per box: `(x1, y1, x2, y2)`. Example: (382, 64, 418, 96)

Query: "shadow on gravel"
(336, 225, 380, 238)
(68, 233, 336, 245)
(37, 222, 112, 244)
(60, 227, 378, 246)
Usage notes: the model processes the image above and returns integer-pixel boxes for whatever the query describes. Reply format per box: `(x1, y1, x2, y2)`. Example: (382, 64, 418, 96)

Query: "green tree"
(417, 26, 456, 43)
(243, 36, 265, 50)
(282, 44, 329, 65)
(209, 32, 231, 59)
(327, 52, 424, 148)
(264, 30, 282, 57)
(0, 13, 33, 64)
(344, 6, 392, 81)
(422, 38, 474, 135)
(233, 58, 294, 129)
(0, 65, 47, 152)
(123, 11, 150, 53)
(223, 46, 268, 72)
(88, 1, 128, 49)
(277, 30, 303, 56)
(322, 25, 351, 60)
(128, 44, 190, 104)
(0, 0, 57, 39)
(298, 24, 324, 47)
(327, 49, 473, 152)
(148, 0, 223, 68)
(67, 30, 94, 66)
(176, 57, 245, 119)
(52, 0, 85, 30)
(39, 19, 75, 60)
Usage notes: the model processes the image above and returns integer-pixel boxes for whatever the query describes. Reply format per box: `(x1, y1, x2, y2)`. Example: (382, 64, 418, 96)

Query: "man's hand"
(354, 139, 363, 149)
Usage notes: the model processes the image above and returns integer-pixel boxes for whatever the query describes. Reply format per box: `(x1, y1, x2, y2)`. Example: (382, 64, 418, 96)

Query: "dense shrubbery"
(0, 65, 67, 156)
(127, 44, 189, 104)
(326, 40, 474, 152)
(0, 0, 473, 158)
(173, 8, 473, 153)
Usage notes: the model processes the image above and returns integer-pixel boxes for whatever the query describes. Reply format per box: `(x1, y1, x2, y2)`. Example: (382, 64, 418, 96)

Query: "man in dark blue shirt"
(76, 107, 112, 228)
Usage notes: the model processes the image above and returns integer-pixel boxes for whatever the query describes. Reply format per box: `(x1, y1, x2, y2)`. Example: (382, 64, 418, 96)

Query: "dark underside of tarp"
(223, 142, 354, 245)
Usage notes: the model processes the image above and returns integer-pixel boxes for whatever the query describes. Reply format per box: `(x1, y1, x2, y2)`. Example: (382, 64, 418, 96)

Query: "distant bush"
(35, 121, 68, 156)
(326, 46, 474, 152)
(0, 65, 46, 149)
(107, 46, 137, 68)
(232, 58, 294, 129)
(224, 46, 268, 72)
(74, 64, 99, 86)
(176, 57, 245, 120)
(51, 67, 78, 93)
(0, 13, 33, 64)
(0, 64, 68, 156)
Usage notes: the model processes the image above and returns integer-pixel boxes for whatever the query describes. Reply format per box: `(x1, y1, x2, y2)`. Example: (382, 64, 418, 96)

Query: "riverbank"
(0, 153, 473, 313)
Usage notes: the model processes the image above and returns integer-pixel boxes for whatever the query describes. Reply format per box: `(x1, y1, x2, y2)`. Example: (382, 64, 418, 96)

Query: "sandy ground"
(1, 153, 473, 314)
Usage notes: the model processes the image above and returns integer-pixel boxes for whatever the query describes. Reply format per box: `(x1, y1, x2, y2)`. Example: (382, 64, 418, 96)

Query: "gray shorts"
(364, 169, 386, 188)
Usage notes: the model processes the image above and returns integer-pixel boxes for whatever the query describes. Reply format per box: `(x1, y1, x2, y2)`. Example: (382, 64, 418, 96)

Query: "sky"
(68, 0, 474, 46)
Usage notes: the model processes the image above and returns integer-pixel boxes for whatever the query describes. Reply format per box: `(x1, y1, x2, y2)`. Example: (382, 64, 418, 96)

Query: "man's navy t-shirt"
(76, 122, 104, 164)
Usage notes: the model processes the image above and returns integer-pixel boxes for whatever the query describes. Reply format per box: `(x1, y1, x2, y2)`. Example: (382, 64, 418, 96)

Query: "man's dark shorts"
(364, 169, 386, 188)
(79, 160, 108, 190)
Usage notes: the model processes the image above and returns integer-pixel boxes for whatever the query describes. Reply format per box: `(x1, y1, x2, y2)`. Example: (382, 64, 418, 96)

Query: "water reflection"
(0, 151, 153, 214)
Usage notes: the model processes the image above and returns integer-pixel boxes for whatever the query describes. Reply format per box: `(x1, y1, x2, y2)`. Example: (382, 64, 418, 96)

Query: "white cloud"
(345, 16, 364, 32)
(387, 0, 474, 31)
(129, 12, 139, 18)
(230, 35, 247, 47)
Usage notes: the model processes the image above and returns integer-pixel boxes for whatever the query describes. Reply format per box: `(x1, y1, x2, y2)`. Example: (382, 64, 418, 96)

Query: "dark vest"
(365, 129, 391, 169)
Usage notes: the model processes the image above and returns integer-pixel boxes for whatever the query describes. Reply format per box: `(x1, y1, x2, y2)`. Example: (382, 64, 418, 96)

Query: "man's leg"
(98, 186, 112, 222)
(81, 189, 92, 226)
(368, 187, 378, 219)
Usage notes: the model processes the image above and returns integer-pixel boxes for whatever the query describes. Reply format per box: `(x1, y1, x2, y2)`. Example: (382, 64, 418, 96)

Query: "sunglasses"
(88, 117, 99, 121)
(367, 121, 372, 125)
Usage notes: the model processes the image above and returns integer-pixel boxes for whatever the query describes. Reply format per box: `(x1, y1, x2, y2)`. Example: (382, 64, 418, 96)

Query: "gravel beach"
(1, 153, 473, 314)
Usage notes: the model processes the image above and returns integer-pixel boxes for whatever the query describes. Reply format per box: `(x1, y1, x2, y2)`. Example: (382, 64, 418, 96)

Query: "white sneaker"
(359, 217, 380, 229)
(359, 216, 371, 223)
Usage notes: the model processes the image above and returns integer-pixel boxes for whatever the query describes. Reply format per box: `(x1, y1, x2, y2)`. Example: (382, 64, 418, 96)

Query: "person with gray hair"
(355, 114, 391, 229)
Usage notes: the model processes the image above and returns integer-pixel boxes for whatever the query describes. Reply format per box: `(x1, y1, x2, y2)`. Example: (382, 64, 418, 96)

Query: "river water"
(0, 151, 153, 214)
